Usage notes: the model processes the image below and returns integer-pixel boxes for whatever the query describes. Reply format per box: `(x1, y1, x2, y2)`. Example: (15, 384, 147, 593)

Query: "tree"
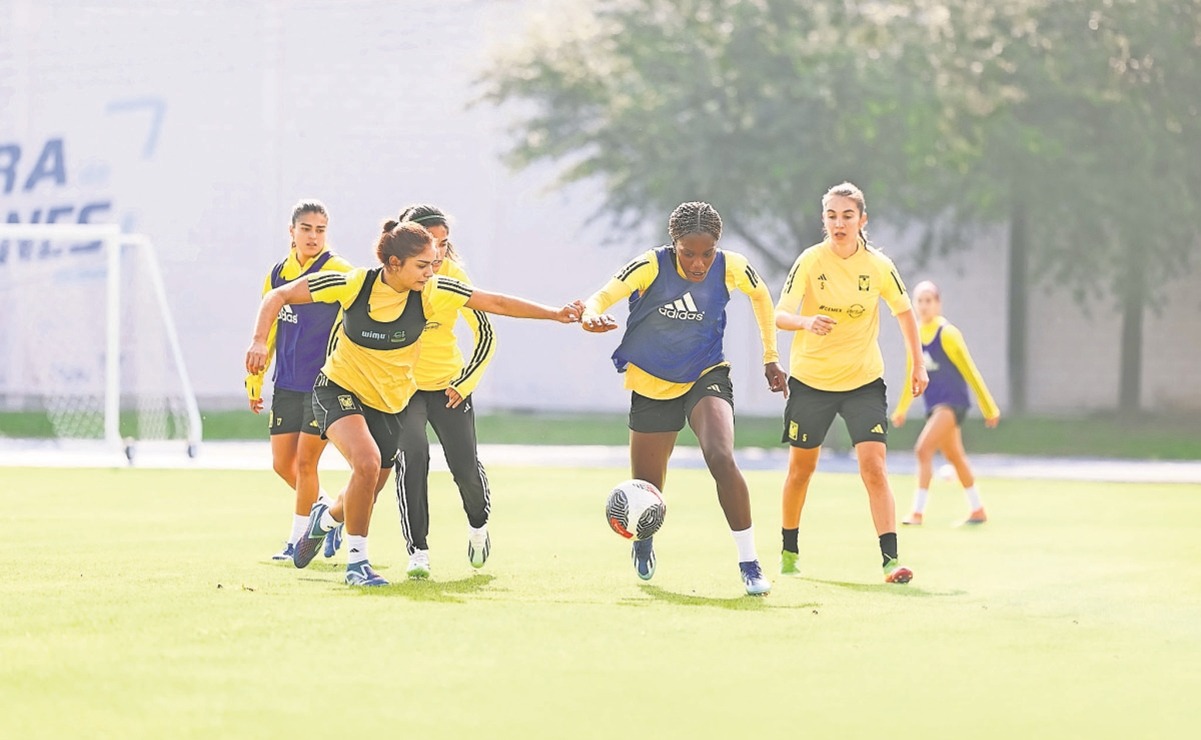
(482, 0, 1201, 411)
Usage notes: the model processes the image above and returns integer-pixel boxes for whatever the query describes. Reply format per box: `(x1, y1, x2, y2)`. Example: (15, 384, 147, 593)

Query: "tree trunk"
(1118, 256, 1144, 412)
(1007, 197, 1029, 414)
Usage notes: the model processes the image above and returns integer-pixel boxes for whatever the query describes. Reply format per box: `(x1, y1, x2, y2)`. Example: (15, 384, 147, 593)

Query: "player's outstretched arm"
(465, 290, 583, 323)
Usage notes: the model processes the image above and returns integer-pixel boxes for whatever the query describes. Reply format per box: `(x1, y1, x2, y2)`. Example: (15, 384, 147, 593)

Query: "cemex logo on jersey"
(659, 292, 704, 321)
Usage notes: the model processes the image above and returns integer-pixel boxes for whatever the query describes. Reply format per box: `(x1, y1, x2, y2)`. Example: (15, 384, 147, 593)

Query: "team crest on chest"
(858, 275, 870, 291)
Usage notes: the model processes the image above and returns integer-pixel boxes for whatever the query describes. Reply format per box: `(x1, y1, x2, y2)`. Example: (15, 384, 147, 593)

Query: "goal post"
(0, 223, 203, 457)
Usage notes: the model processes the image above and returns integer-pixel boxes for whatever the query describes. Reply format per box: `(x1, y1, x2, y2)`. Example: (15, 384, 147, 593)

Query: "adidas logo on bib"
(659, 292, 704, 321)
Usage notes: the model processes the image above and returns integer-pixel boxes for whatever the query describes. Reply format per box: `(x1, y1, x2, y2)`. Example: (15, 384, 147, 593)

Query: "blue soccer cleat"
(323, 523, 344, 559)
(293, 500, 331, 569)
(345, 560, 389, 587)
(631, 537, 656, 581)
(739, 560, 771, 596)
(271, 542, 296, 562)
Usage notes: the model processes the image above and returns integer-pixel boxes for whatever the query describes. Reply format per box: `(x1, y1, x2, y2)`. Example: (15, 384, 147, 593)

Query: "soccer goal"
(0, 223, 202, 460)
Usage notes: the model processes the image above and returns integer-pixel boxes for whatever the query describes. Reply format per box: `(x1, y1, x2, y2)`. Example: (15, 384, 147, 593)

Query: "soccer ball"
(605, 479, 666, 541)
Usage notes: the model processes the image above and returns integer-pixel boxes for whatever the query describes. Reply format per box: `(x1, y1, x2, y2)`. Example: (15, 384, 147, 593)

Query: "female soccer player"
(581, 201, 787, 596)
(891, 280, 1000, 525)
(774, 182, 927, 584)
(245, 200, 352, 562)
(392, 204, 497, 579)
(246, 220, 582, 587)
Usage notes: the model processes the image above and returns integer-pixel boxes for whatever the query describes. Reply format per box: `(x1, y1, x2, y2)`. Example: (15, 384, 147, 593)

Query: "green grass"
(1, 465, 1198, 738)
(216, 408, 1201, 459)
(5, 408, 1200, 459)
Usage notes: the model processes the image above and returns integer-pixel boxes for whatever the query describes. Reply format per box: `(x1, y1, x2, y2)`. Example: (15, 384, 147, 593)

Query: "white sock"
(964, 486, 983, 511)
(731, 526, 757, 563)
(318, 509, 339, 532)
(346, 535, 368, 563)
(288, 514, 309, 545)
(912, 488, 929, 514)
(317, 487, 333, 505)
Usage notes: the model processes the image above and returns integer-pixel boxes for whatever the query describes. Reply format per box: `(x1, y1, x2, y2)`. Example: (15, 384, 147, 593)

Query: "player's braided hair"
(667, 201, 723, 243)
(376, 220, 433, 266)
(290, 199, 328, 225)
(822, 182, 869, 245)
(398, 203, 459, 263)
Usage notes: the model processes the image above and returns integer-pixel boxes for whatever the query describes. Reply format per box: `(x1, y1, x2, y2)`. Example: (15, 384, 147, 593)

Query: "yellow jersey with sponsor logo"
(776, 239, 911, 392)
(306, 268, 472, 412)
(414, 258, 496, 395)
(584, 248, 779, 400)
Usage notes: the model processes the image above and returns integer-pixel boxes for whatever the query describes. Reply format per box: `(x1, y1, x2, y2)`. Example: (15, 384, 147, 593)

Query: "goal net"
(0, 224, 202, 458)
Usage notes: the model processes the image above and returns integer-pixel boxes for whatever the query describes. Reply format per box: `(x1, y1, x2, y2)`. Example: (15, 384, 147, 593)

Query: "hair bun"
(382, 219, 400, 232)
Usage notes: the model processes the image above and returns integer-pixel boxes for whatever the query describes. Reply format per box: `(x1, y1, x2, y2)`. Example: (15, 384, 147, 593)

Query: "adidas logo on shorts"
(659, 292, 704, 321)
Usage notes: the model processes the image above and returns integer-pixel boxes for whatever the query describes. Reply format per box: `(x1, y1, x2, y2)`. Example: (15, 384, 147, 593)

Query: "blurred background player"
(581, 201, 787, 596)
(392, 205, 497, 579)
(245, 200, 352, 562)
(246, 220, 582, 586)
(774, 182, 927, 584)
(891, 280, 1000, 525)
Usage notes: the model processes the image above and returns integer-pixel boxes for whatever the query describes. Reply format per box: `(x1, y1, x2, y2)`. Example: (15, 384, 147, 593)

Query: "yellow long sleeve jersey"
(893, 316, 1000, 421)
(415, 258, 496, 396)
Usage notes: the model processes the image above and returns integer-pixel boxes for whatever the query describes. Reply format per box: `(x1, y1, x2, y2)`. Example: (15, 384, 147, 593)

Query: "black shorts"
(311, 373, 402, 468)
(269, 388, 321, 436)
(927, 404, 968, 426)
(629, 366, 735, 434)
(782, 377, 888, 449)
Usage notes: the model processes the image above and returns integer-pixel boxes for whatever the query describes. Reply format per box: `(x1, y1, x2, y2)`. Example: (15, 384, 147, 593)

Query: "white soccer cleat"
(406, 549, 430, 580)
(467, 525, 490, 569)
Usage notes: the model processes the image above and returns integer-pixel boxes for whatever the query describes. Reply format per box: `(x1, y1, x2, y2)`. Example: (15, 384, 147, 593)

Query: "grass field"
(2, 465, 1199, 738)
(5, 408, 1201, 459)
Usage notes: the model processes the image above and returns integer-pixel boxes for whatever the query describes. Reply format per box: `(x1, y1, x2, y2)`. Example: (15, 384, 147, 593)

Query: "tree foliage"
(481, 0, 1201, 407)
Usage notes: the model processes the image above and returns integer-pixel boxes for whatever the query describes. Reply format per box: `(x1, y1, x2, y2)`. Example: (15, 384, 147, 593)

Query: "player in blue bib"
(582, 201, 787, 596)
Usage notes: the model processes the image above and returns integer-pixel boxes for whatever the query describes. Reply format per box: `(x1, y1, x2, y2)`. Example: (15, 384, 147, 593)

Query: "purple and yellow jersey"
(584, 247, 779, 400)
(306, 268, 473, 413)
(776, 238, 911, 392)
(893, 317, 1000, 420)
(415, 258, 496, 395)
(247, 247, 354, 396)
(613, 247, 729, 383)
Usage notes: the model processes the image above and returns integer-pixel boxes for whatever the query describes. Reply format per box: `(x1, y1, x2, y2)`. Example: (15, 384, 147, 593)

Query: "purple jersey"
(923, 325, 970, 411)
(270, 252, 342, 392)
(612, 247, 730, 383)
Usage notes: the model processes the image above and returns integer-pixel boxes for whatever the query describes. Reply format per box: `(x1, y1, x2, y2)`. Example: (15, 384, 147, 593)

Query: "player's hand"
(555, 300, 585, 323)
(582, 313, 619, 333)
(806, 314, 836, 336)
(891, 413, 906, 428)
(911, 364, 929, 398)
(764, 362, 788, 396)
(445, 387, 465, 409)
(985, 415, 1000, 429)
(246, 339, 269, 375)
(249, 397, 264, 414)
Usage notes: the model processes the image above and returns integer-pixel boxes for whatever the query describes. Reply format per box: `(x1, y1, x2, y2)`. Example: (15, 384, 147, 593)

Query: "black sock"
(782, 528, 799, 553)
(879, 532, 898, 566)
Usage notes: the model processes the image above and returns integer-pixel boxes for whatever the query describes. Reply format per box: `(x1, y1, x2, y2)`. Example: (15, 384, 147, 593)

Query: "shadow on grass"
(620, 584, 820, 611)
(270, 560, 348, 573)
(802, 577, 966, 597)
(347, 573, 500, 603)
